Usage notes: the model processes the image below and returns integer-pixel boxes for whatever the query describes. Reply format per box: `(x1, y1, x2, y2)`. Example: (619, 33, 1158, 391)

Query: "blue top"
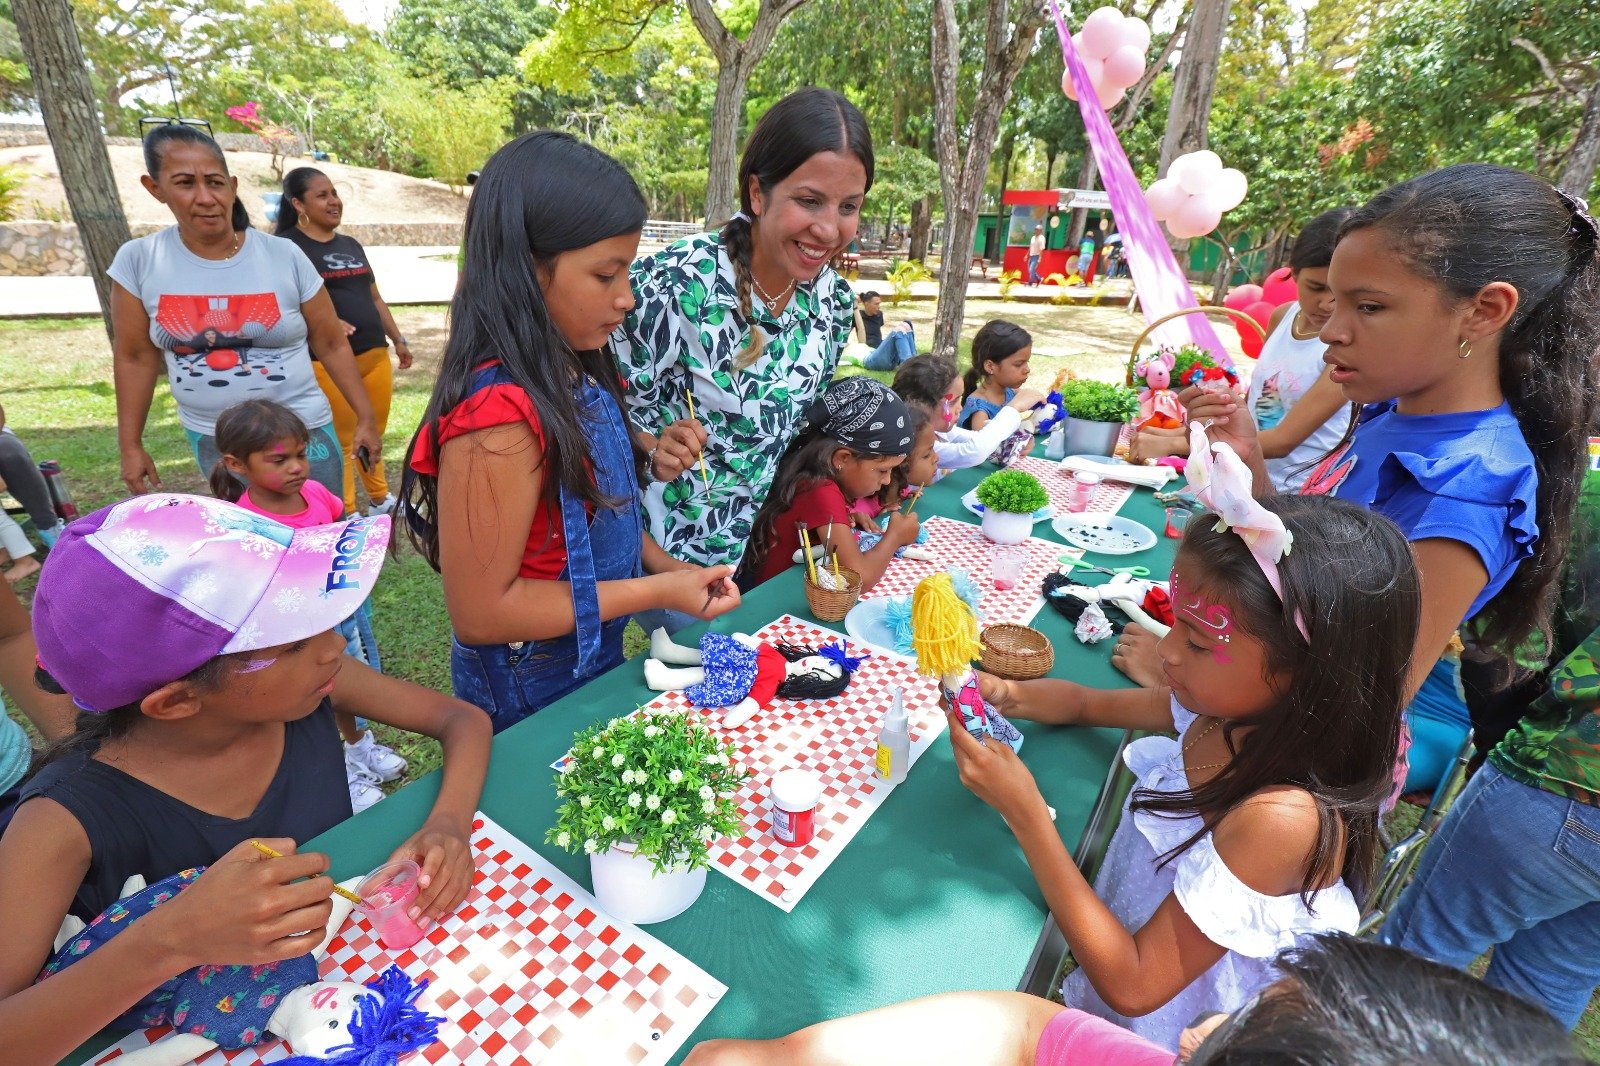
(1330, 400, 1538, 622)
(959, 388, 1015, 429)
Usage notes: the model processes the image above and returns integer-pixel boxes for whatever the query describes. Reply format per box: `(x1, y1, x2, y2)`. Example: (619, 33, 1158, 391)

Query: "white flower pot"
(982, 508, 1034, 545)
(589, 841, 706, 925)
(1064, 416, 1124, 458)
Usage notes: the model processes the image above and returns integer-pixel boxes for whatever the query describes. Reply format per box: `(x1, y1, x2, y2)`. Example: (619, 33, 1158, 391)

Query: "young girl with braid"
(612, 87, 873, 633)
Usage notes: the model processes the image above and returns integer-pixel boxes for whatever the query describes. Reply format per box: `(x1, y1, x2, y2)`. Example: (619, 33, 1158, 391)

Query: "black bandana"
(806, 377, 914, 455)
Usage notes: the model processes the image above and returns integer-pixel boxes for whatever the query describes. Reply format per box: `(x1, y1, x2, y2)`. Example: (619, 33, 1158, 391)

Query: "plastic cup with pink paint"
(990, 545, 1029, 591)
(357, 859, 427, 950)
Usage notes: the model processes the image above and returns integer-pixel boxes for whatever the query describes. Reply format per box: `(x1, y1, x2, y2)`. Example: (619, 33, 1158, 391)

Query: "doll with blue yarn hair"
(643, 629, 865, 728)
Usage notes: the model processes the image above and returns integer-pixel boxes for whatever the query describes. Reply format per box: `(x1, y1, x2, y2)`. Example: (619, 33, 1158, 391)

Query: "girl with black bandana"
(738, 377, 917, 590)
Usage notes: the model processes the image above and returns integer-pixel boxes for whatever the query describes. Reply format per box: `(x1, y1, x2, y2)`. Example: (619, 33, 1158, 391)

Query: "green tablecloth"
(64, 461, 1180, 1065)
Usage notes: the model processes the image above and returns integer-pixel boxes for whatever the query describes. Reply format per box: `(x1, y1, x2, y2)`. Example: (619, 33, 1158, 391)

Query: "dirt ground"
(2, 144, 469, 226)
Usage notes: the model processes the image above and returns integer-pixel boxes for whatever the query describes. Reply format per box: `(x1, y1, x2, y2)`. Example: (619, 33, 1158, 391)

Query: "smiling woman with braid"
(612, 87, 873, 633)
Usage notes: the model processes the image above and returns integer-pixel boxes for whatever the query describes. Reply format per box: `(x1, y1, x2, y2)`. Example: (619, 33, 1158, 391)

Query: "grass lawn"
(4, 308, 1597, 1056)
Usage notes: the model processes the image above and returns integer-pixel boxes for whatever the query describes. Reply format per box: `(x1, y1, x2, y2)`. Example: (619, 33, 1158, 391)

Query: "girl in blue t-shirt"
(1160, 164, 1600, 794)
(959, 320, 1033, 431)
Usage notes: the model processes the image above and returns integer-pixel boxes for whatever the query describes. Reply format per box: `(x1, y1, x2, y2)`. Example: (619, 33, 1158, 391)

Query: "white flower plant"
(547, 709, 748, 874)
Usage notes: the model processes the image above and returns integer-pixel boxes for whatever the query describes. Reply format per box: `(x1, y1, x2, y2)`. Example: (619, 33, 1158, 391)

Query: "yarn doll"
(644, 629, 865, 729)
(38, 869, 443, 1066)
(909, 572, 1024, 752)
(1135, 350, 1183, 431)
(994, 368, 1073, 467)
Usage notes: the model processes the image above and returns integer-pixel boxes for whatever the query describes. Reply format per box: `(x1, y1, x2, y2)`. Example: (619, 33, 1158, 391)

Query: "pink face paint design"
(1170, 571, 1233, 665)
(236, 655, 278, 674)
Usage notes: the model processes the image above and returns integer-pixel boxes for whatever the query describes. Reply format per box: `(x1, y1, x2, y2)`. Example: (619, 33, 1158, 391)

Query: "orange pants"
(313, 345, 393, 512)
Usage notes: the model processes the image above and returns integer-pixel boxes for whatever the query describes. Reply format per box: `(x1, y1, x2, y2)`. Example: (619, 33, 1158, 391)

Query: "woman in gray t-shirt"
(110, 124, 380, 498)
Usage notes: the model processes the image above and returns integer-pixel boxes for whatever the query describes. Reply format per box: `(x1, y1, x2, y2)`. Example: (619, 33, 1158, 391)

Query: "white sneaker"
(368, 494, 398, 516)
(346, 757, 386, 813)
(344, 729, 407, 782)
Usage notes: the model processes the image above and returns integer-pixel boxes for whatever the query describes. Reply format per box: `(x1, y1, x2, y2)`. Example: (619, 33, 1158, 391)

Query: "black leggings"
(0, 431, 54, 529)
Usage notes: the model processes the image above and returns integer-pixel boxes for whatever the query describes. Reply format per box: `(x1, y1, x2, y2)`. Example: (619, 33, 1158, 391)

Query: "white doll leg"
(110, 1032, 220, 1066)
(649, 628, 703, 665)
(721, 697, 761, 729)
(312, 877, 364, 959)
(899, 546, 935, 562)
(644, 659, 706, 691)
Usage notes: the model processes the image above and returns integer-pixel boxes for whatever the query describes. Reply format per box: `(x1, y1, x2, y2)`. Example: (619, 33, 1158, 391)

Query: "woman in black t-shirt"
(277, 167, 413, 516)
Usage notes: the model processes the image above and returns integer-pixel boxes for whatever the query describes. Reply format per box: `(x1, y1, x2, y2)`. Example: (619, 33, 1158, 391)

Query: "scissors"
(1057, 555, 1150, 579)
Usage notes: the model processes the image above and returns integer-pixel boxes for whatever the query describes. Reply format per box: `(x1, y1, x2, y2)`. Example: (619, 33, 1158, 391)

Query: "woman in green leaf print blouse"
(613, 88, 874, 630)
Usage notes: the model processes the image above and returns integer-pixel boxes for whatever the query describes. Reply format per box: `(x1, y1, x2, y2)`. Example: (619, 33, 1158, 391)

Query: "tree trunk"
(929, 0, 1046, 360)
(909, 196, 932, 261)
(688, 0, 813, 229)
(1157, 0, 1231, 260)
(12, 0, 131, 342)
(1559, 73, 1600, 197)
(1067, 154, 1098, 248)
(1044, 149, 1057, 189)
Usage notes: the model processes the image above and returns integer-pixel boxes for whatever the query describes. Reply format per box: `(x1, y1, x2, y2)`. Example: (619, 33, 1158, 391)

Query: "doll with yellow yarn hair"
(911, 573, 1024, 752)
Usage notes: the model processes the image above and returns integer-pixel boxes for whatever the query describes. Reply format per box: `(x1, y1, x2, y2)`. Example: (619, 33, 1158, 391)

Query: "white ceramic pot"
(1064, 416, 1123, 457)
(981, 508, 1034, 545)
(589, 841, 706, 925)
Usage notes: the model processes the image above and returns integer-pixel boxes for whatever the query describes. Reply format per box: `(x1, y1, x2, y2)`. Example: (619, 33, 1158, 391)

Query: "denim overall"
(450, 368, 643, 732)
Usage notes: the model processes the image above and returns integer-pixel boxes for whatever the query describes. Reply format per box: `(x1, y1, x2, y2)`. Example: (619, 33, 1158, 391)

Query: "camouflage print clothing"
(611, 233, 855, 569)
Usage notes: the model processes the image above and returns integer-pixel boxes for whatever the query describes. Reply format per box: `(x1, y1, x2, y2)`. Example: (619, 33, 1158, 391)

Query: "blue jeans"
(1381, 764, 1600, 1028)
(452, 626, 626, 733)
(1027, 254, 1041, 285)
(860, 330, 916, 371)
(1403, 654, 1470, 794)
(633, 607, 700, 637)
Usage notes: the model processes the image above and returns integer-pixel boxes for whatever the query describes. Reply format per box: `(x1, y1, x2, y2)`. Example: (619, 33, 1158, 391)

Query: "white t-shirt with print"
(108, 227, 331, 436)
(1247, 314, 1352, 494)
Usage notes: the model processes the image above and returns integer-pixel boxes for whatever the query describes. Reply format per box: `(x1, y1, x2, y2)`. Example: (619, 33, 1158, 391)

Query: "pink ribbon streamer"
(1048, 0, 1234, 369)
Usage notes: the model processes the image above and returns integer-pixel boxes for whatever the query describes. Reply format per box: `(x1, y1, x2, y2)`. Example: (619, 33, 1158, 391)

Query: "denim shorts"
(451, 621, 626, 733)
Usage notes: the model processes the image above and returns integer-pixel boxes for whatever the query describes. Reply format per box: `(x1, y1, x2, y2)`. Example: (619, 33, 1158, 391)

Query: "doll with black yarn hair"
(643, 629, 863, 728)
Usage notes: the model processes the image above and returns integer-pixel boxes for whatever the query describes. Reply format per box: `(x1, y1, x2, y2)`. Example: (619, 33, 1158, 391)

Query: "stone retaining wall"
(0, 220, 463, 276)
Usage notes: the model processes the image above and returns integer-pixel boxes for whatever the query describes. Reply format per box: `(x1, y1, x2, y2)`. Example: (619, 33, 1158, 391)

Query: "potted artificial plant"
(1060, 379, 1140, 457)
(549, 709, 747, 924)
(975, 468, 1050, 545)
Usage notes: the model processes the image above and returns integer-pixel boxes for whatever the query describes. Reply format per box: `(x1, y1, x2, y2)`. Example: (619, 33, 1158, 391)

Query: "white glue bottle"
(876, 686, 910, 785)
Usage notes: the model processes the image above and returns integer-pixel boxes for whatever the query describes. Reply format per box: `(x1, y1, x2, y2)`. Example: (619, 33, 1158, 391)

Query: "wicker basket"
(1128, 304, 1267, 365)
(804, 565, 862, 622)
(979, 624, 1054, 680)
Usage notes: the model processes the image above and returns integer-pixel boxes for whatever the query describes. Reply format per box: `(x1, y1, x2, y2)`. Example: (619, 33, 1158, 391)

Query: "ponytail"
(209, 457, 245, 503)
(232, 198, 251, 233)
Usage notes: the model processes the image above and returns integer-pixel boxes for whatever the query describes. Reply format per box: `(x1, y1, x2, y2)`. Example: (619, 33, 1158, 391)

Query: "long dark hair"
(207, 399, 311, 502)
(1136, 494, 1420, 903)
(1339, 164, 1600, 663)
(275, 166, 326, 236)
(1190, 934, 1587, 1066)
(880, 402, 931, 506)
(1289, 206, 1354, 271)
(400, 131, 647, 571)
(719, 87, 874, 368)
(892, 354, 960, 409)
(771, 643, 854, 700)
(141, 123, 251, 232)
(963, 319, 1031, 397)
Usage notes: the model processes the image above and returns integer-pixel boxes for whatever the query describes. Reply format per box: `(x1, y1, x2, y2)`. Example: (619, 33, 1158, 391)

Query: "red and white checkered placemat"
(638, 615, 945, 912)
(860, 516, 1055, 626)
(92, 814, 724, 1066)
(1007, 455, 1135, 516)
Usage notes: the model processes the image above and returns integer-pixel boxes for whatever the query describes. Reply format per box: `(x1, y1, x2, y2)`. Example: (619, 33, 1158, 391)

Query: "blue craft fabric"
(683, 633, 759, 707)
(40, 867, 316, 1047)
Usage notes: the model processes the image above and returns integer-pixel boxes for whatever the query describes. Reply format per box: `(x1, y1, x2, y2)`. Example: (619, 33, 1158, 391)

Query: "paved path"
(0, 244, 1130, 319)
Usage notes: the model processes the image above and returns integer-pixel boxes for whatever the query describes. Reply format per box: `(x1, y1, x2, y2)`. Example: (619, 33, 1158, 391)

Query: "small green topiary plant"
(975, 469, 1050, 514)
(1060, 379, 1140, 424)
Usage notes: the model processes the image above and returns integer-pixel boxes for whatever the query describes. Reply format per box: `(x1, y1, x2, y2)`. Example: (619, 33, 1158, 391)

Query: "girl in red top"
(738, 376, 918, 590)
(403, 133, 739, 732)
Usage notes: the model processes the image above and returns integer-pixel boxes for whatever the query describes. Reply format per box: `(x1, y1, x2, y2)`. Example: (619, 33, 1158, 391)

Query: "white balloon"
(1095, 82, 1124, 109)
(1080, 7, 1127, 59)
(1175, 149, 1223, 194)
(1144, 177, 1186, 221)
(1103, 43, 1146, 88)
(1120, 16, 1151, 53)
(1169, 196, 1221, 239)
(1209, 167, 1249, 212)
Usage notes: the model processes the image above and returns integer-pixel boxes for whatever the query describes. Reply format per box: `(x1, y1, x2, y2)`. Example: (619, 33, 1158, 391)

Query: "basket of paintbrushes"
(797, 522, 861, 621)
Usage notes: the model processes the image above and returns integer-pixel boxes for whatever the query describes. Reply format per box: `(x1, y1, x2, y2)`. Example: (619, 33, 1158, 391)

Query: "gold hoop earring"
(1458, 339, 1472, 360)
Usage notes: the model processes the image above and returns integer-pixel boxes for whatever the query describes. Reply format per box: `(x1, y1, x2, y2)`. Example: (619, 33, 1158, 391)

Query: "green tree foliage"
(386, 0, 563, 133)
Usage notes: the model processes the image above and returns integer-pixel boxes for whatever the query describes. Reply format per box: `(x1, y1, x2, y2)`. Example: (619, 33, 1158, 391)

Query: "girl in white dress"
(948, 460, 1420, 1050)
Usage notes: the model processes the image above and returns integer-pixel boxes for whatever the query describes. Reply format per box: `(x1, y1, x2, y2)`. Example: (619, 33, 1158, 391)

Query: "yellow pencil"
(826, 525, 841, 584)
(903, 487, 924, 514)
(797, 522, 819, 584)
(683, 390, 711, 490)
(250, 840, 364, 905)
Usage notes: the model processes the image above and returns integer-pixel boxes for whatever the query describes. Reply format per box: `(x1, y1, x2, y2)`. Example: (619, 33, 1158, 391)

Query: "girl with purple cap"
(0, 494, 490, 1063)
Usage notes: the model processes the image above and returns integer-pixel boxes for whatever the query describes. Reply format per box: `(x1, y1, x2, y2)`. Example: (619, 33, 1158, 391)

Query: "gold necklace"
(185, 228, 241, 261)
(1182, 716, 1230, 773)
(1289, 310, 1320, 341)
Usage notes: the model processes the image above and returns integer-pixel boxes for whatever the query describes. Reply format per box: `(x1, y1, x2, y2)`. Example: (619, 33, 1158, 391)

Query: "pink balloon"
(1222, 283, 1263, 310)
(1261, 266, 1299, 306)
(1205, 167, 1248, 212)
(1062, 68, 1078, 101)
(1168, 196, 1221, 239)
(1095, 82, 1124, 109)
(1243, 300, 1275, 328)
(1079, 55, 1105, 88)
(1174, 150, 1223, 195)
(1103, 43, 1146, 88)
(1120, 16, 1151, 53)
(1144, 177, 1186, 221)
(1080, 7, 1126, 59)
